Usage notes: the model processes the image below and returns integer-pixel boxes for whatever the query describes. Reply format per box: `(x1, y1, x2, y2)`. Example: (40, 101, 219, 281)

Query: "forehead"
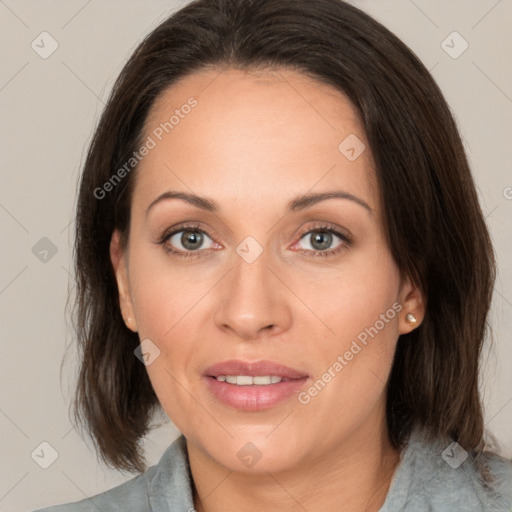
(133, 67, 378, 217)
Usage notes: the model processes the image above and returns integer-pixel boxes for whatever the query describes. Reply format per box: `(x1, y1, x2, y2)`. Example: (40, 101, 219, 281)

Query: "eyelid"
(157, 221, 220, 244)
(295, 221, 353, 244)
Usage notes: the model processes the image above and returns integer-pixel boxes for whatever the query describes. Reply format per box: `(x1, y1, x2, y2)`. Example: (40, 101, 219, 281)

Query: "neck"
(187, 420, 401, 512)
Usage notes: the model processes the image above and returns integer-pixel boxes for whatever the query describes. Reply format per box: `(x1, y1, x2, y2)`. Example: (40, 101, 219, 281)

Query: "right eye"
(158, 223, 219, 259)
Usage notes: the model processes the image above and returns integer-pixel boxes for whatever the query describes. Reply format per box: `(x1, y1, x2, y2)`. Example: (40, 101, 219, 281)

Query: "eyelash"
(156, 222, 353, 260)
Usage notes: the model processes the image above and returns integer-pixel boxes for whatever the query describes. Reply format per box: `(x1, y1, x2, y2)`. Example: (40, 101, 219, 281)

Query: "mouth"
(202, 359, 310, 411)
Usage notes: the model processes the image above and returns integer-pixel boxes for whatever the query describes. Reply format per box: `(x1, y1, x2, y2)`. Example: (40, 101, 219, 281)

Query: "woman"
(34, 0, 512, 510)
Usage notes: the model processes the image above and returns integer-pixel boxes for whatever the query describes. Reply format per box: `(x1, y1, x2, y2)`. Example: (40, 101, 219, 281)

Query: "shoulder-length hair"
(71, 0, 496, 474)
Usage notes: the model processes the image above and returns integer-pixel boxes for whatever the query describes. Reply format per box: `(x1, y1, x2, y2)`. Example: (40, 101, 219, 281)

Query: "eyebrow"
(146, 190, 373, 217)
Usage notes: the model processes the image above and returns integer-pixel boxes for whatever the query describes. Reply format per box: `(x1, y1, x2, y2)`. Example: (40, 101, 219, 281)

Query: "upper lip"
(204, 360, 309, 379)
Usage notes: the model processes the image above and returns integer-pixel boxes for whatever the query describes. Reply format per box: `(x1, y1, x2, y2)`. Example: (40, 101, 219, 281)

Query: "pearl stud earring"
(406, 313, 417, 324)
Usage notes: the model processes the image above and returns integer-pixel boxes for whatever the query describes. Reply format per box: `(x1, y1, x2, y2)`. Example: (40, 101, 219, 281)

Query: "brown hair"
(71, 0, 496, 474)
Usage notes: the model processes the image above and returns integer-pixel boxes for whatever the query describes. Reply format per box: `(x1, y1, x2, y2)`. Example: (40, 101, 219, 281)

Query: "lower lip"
(203, 376, 309, 411)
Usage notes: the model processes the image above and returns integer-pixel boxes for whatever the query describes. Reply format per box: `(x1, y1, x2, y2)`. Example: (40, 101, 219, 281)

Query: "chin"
(199, 430, 307, 473)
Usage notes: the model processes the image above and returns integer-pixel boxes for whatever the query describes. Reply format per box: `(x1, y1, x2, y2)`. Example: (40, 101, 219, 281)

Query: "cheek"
(127, 249, 210, 389)
(290, 245, 401, 344)
(128, 255, 200, 428)
(297, 249, 401, 402)
(128, 246, 206, 339)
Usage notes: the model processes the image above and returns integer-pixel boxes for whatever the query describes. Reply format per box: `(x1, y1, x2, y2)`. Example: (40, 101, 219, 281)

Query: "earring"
(123, 314, 132, 329)
(406, 313, 417, 325)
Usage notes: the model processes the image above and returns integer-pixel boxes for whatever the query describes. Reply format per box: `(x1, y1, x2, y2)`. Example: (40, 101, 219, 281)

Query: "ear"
(397, 276, 425, 335)
(110, 229, 138, 332)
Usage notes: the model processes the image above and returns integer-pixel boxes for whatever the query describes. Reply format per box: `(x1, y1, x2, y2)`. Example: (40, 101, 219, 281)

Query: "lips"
(203, 359, 310, 411)
(204, 359, 309, 380)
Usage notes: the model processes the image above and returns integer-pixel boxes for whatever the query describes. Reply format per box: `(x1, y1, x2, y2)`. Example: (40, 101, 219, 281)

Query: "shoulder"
(31, 472, 151, 512)
(30, 435, 194, 512)
(381, 426, 512, 512)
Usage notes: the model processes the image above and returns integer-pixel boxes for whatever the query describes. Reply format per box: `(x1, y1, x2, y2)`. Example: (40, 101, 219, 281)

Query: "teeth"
(215, 375, 285, 385)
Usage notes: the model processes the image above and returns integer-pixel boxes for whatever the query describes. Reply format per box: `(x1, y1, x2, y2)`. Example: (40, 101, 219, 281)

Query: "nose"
(213, 245, 292, 341)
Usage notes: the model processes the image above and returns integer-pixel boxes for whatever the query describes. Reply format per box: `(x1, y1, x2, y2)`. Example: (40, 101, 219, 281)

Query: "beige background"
(0, 0, 511, 510)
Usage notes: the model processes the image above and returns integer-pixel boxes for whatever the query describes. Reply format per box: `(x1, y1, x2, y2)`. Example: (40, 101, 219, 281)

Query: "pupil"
(312, 231, 331, 251)
(182, 230, 202, 250)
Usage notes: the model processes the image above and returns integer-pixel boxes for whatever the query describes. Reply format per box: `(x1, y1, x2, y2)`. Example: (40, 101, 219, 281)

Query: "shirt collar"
(147, 434, 196, 511)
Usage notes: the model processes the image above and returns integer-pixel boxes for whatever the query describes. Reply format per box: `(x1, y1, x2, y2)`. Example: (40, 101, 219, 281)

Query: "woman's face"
(111, 67, 422, 473)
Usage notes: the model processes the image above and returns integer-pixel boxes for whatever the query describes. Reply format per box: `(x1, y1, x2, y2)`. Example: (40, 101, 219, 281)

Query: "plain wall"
(0, 1, 511, 510)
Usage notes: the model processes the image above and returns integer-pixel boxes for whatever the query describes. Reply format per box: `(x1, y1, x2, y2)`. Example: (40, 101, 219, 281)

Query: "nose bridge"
(214, 237, 291, 339)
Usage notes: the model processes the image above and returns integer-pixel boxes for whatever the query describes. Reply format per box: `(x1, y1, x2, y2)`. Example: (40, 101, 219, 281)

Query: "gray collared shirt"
(32, 425, 512, 511)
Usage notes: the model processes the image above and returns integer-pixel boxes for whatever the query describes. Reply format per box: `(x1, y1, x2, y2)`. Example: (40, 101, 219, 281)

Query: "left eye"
(297, 229, 344, 252)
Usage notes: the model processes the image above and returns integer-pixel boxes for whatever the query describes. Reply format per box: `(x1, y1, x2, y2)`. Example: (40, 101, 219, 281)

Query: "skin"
(110, 67, 425, 511)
